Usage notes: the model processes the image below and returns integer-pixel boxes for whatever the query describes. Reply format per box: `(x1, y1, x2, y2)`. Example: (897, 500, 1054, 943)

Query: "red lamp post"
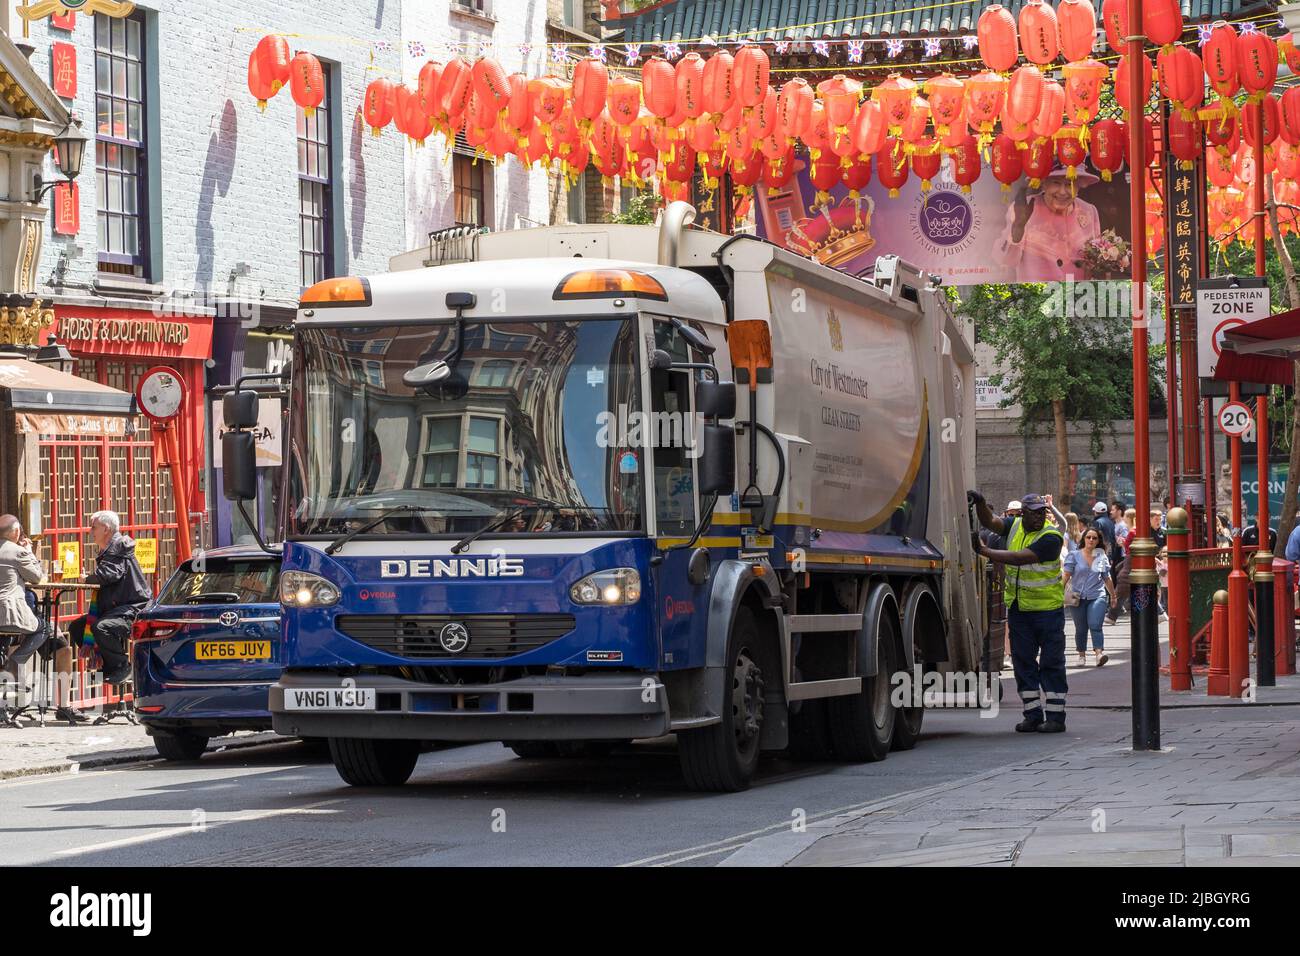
(1253, 97, 1276, 687)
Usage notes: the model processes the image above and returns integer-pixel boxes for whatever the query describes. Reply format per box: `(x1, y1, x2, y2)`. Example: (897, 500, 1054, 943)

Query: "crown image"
(786, 198, 876, 269)
(922, 197, 969, 241)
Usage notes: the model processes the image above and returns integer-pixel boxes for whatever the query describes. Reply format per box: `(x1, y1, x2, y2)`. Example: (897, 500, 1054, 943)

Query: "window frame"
(297, 62, 335, 290)
(94, 11, 148, 276)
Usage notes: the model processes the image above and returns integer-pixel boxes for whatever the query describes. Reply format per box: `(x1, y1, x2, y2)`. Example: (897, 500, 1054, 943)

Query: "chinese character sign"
(1166, 157, 1200, 308)
(53, 182, 79, 236)
(50, 41, 76, 99)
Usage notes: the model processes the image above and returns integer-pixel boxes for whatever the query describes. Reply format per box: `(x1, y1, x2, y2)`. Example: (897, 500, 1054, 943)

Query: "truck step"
(787, 678, 862, 701)
(786, 613, 863, 633)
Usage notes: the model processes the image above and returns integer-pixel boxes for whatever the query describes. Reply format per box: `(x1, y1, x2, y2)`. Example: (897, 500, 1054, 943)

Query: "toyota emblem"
(438, 622, 470, 654)
(218, 610, 240, 628)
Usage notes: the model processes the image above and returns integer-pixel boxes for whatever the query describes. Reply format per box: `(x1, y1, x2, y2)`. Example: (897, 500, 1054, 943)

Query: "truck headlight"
(570, 568, 642, 606)
(280, 570, 340, 608)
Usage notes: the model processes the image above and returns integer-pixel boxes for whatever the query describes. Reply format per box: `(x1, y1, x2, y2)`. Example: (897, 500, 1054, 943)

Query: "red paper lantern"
(911, 139, 942, 191)
(1206, 146, 1236, 187)
(899, 97, 930, 145)
(689, 118, 719, 154)
(1277, 141, 1300, 181)
(842, 154, 872, 194)
(876, 138, 910, 197)
(702, 51, 735, 116)
(1004, 66, 1044, 137)
(574, 56, 610, 122)
(1024, 137, 1054, 186)
(1062, 59, 1107, 122)
(289, 52, 324, 116)
(1142, 0, 1183, 48)
(925, 74, 965, 137)
(642, 57, 676, 118)
(873, 74, 918, 134)
(734, 44, 770, 109)
(1243, 93, 1280, 149)
(247, 54, 276, 110)
(590, 109, 619, 160)
(505, 73, 533, 140)
(1101, 0, 1127, 54)
(776, 79, 814, 144)
(964, 71, 1007, 142)
(991, 133, 1024, 190)
(1205, 113, 1238, 154)
(950, 135, 981, 192)
(1018, 0, 1060, 64)
(1056, 0, 1097, 62)
(472, 58, 509, 117)
(673, 52, 705, 119)
(852, 99, 887, 155)
(607, 76, 642, 126)
(746, 86, 778, 141)
(1281, 86, 1300, 146)
(1282, 36, 1300, 76)
(1203, 22, 1240, 101)
(663, 144, 697, 182)
(437, 58, 473, 121)
(700, 149, 726, 189)
(1090, 117, 1125, 180)
(810, 151, 842, 203)
(1167, 110, 1202, 164)
(254, 35, 291, 95)
(416, 61, 442, 119)
(403, 88, 434, 144)
(1056, 129, 1087, 179)
(363, 78, 395, 135)
(977, 5, 1019, 73)
(729, 149, 763, 193)
(1032, 79, 1065, 141)
(531, 76, 569, 128)
(1238, 32, 1278, 99)
(1157, 45, 1204, 117)
(1112, 54, 1153, 117)
(1121, 114, 1159, 168)
(817, 74, 863, 141)
(802, 102, 834, 159)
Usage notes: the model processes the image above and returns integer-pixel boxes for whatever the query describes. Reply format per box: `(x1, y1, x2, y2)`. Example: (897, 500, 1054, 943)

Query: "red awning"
(1214, 306, 1300, 386)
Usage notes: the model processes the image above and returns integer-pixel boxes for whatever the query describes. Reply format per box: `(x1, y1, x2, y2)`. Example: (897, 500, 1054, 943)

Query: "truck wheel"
(507, 741, 561, 759)
(153, 731, 209, 762)
(892, 699, 924, 751)
(328, 737, 419, 787)
(678, 608, 765, 792)
(828, 609, 899, 762)
(787, 698, 835, 760)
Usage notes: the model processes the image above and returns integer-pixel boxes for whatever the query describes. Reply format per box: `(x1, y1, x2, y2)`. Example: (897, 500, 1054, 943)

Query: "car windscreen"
(158, 559, 281, 605)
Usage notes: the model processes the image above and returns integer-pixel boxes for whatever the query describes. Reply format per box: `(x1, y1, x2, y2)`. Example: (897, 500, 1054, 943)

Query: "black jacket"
(87, 533, 152, 614)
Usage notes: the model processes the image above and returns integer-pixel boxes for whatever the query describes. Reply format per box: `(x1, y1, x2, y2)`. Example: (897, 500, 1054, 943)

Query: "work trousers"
(1008, 604, 1068, 724)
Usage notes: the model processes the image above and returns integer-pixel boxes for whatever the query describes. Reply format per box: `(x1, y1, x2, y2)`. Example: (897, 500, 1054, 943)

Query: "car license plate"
(194, 640, 272, 660)
(282, 688, 376, 711)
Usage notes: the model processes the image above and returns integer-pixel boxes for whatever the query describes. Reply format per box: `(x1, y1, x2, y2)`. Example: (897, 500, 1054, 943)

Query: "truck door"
(649, 318, 711, 671)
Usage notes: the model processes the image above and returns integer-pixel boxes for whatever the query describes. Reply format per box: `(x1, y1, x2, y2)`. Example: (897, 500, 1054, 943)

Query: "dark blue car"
(131, 547, 282, 761)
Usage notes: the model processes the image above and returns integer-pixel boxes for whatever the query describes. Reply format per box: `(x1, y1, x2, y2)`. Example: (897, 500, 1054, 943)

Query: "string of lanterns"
(245, 4, 1300, 217)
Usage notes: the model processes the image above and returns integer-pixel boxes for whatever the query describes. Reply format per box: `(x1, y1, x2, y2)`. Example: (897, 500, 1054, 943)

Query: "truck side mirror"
(222, 431, 258, 501)
(649, 349, 673, 371)
(698, 423, 735, 496)
(223, 390, 260, 429)
(696, 380, 735, 420)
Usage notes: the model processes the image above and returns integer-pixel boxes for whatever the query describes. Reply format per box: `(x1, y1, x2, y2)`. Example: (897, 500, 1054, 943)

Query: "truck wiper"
(325, 504, 425, 555)
(451, 507, 528, 555)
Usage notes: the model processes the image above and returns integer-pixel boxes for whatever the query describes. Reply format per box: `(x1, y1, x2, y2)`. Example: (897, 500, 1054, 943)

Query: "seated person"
(66, 511, 152, 687)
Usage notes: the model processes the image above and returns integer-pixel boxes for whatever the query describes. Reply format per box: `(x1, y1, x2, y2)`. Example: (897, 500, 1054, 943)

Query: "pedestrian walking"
(970, 491, 1069, 733)
(1215, 512, 1234, 548)
(1156, 547, 1169, 624)
(1063, 527, 1116, 667)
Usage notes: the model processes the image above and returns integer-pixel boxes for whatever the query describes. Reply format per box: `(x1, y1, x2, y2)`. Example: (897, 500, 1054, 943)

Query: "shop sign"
(45, 309, 214, 361)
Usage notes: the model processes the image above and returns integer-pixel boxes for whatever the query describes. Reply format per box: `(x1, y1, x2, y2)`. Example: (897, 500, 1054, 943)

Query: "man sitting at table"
(68, 510, 152, 687)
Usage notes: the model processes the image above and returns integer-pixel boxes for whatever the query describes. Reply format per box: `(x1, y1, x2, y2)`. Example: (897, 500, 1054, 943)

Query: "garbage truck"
(219, 203, 986, 792)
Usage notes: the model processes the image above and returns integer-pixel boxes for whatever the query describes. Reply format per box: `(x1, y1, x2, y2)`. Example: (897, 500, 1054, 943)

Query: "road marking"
(51, 799, 343, 859)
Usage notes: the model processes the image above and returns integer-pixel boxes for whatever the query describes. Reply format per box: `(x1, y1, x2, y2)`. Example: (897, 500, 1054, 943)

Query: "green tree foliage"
(612, 190, 657, 225)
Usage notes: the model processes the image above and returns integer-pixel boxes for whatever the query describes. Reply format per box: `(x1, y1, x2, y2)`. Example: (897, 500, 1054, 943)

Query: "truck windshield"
(286, 317, 644, 538)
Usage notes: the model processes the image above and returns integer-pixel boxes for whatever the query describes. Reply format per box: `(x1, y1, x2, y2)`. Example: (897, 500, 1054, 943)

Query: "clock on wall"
(135, 366, 186, 423)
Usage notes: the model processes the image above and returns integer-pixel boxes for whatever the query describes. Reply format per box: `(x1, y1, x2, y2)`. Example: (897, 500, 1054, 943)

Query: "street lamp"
(32, 127, 87, 203)
(35, 334, 75, 375)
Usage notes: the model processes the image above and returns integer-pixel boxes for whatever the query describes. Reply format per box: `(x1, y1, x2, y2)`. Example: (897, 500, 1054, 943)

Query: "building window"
(473, 359, 513, 387)
(298, 67, 333, 289)
(347, 358, 383, 388)
(562, 0, 585, 30)
(420, 414, 502, 489)
(453, 136, 487, 227)
(566, 173, 586, 224)
(421, 417, 461, 487)
(94, 12, 147, 277)
(454, 0, 489, 13)
(466, 416, 500, 488)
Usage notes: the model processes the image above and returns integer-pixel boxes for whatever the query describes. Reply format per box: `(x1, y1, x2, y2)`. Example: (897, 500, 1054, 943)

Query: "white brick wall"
(22, 0, 407, 303)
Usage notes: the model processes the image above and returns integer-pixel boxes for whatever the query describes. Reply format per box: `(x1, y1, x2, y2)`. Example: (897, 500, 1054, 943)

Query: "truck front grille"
(335, 614, 576, 660)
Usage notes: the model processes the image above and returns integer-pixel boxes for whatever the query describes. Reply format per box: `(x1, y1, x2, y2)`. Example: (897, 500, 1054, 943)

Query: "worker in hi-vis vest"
(969, 491, 1068, 733)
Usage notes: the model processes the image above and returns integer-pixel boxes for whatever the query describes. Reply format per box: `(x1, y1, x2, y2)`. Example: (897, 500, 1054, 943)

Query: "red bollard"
(1207, 589, 1231, 696)
(1276, 557, 1297, 677)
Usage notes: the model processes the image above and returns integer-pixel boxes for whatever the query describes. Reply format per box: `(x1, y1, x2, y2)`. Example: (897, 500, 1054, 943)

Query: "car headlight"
(570, 568, 642, 606)
(280, 570, 340, 608)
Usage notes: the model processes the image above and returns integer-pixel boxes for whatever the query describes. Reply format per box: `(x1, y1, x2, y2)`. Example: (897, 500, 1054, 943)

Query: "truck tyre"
(328, 737, 419, 787)
(508, 741, 561, 759)
(786, 698, 835, 760)
(892, 698, 924, 751)
(828, 608, 899, 762)
(152, 731, 208, 762)
(678, 607, 765, 792)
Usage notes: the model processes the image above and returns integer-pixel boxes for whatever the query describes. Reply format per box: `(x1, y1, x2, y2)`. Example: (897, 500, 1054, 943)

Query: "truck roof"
(299, 256, 727, 327)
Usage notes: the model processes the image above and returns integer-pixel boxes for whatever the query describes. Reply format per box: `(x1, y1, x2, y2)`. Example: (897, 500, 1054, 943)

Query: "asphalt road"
(1, 658, 1145, 868)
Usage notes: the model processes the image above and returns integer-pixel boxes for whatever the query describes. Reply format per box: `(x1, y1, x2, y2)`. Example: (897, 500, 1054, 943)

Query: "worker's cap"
(1092, 502, 1107, 514)
(1019, 493, 1049, 512)
(1006, 500, 1022, 512)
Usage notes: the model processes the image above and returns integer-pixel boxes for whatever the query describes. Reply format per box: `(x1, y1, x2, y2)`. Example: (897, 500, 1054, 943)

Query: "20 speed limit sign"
(1218, 401, 1254, 437)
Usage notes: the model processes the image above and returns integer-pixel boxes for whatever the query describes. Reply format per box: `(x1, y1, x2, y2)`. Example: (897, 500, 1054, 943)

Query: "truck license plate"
(282, 688, 376, 711)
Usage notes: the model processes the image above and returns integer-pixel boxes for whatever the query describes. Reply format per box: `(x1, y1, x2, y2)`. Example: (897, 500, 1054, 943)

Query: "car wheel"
(153, 731, 209, 762)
